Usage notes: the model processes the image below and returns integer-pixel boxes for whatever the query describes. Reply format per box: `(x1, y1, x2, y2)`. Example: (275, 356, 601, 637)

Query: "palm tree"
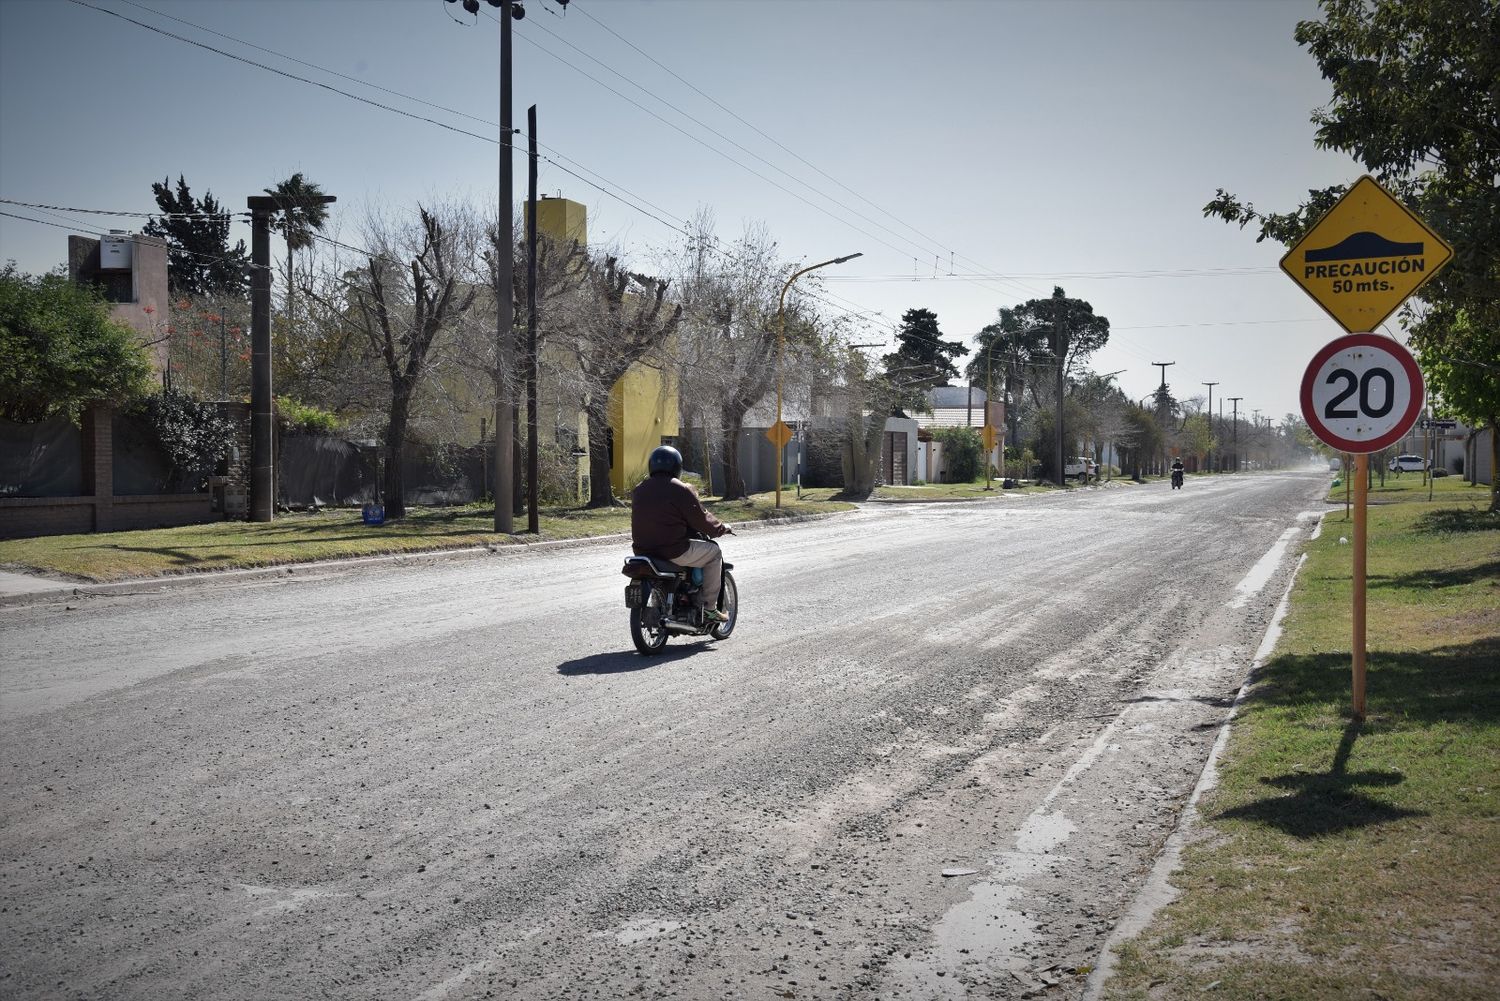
(264, 173, 330, 332)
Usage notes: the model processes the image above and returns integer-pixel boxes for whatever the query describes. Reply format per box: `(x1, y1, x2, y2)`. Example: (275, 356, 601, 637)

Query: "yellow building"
(533, 198, 679, 499)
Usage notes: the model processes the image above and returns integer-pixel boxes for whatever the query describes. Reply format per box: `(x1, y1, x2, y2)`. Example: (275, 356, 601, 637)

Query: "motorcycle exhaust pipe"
(662, 619, 700, 634)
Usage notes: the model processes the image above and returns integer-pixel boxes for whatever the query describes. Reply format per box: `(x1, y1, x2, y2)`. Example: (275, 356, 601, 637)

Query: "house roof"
(925, 386, 987, 409)
(920, 408, 987, 429)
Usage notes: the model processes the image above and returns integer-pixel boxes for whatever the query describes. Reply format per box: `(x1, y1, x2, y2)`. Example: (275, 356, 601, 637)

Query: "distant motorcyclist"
(631, 446, 731, 623)
(1171, 457, 1185, 488)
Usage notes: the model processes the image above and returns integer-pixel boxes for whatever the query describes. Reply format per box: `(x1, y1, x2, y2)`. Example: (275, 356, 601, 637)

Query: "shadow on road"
(557, 644, 715, 675)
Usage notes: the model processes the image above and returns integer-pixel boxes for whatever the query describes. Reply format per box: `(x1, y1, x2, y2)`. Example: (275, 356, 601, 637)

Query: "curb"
(1080, 522, 1317, 999)
(0, 509, 848, 608)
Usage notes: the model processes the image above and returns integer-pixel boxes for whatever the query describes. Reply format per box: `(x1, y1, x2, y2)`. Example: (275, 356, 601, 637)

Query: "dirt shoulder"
(1097, 475, 1500, 1000)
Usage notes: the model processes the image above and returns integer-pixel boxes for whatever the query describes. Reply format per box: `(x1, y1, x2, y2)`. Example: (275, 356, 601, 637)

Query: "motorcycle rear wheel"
(710, 570, 738, 640)
(630, 587, 670, 654)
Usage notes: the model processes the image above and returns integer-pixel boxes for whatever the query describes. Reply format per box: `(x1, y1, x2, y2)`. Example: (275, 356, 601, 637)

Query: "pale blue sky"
(0, 0, 1364, 420)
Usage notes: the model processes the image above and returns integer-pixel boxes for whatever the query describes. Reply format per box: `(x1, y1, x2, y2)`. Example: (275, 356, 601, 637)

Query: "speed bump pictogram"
(1279, 175, 1452, 333)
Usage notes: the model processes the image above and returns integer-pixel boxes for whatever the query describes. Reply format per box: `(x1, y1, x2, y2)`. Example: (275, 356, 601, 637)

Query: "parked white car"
(1064, 456, 1097, 480)
(1388, 454, 1428, 473)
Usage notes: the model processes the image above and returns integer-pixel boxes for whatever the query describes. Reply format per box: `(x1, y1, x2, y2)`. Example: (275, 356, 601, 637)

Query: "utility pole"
(1228, 397, 1242, 472)
(1052, 302, 1068, 488)
(495, 0, 516, 533)
(1202, 381, 1218, 472)
(525, 103, 540, 534)
(247, 192, 335, 523)
(1151, 361, 1174, 476)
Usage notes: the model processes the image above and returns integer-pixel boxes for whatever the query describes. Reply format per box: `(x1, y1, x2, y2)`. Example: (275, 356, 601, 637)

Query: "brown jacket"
(631, 475, 727, 560)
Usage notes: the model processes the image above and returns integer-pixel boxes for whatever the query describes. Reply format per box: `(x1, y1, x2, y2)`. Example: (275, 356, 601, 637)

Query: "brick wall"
(0, 403, 220, 540)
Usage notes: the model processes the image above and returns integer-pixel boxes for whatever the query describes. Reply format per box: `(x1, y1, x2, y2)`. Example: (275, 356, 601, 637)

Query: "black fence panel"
(0, 415, 83, 497)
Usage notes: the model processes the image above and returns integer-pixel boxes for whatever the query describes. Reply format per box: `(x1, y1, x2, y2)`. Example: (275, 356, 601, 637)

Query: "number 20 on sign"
(1301, 333, 1425, 722)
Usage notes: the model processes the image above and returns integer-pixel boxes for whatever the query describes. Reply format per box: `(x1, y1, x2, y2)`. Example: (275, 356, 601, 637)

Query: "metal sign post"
(1302, 334, 1425, 721)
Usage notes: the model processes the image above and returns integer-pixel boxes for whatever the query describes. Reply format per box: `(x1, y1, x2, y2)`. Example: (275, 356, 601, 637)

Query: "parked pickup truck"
(1064, 456, 1097, 480)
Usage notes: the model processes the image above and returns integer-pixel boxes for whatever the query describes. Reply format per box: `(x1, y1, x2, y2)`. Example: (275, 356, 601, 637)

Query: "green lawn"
(0, 492, 853, 583)
(1103, 475, 1500, 1000)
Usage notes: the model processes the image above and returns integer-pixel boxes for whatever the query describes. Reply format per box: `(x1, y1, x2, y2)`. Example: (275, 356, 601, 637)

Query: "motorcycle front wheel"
(630, 587, 670, 654)
(710, 570, 738, 640)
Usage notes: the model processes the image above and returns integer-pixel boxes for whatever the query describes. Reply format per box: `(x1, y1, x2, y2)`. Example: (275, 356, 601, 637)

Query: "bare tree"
(454, 214, 590, 510)
(564, 254, 683, 508)
(343, 205, 481, 518)
(670, 213, 803, 498)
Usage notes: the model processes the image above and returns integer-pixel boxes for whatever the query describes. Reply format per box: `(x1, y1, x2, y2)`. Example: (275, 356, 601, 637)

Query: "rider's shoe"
(702, 608, 728, 624)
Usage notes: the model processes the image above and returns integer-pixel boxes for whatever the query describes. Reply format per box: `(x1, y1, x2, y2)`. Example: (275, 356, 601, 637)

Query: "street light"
(775, 252, 862, 508)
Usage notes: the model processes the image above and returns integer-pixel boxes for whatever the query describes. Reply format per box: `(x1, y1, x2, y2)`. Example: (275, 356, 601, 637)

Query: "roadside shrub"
(130, 388, 234, 492)
(275, 396, 345, 435)
(933, 426, 982, 482)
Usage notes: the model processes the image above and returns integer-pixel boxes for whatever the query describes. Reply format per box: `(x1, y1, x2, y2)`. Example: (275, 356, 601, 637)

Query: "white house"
(911, 386, 1004, 483)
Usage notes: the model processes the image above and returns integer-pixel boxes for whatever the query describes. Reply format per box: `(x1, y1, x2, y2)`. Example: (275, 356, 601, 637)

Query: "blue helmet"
(648, 445, 682, 477)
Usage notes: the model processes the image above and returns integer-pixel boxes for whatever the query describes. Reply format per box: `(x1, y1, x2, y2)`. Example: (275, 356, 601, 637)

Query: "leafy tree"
(1203, 0, 1499, 507)
(142, 176, 251, 299)
(1412, 308, 1499, 501)
(265, 172, 330, 331)
(967, 307, 1051, 446)
(883, 308, 968, 398)
(1006, 287, 1110, 485)
(0, 264, 154, 423)
(1180, 413, 1216, 467)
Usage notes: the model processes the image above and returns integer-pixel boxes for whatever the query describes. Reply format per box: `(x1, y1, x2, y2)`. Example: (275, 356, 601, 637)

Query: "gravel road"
(1, 470, 1330, 1000)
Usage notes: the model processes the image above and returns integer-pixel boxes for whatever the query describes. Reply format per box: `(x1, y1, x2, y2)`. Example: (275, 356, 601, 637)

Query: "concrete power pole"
(1228, 397, 1243, 472)
(1202, 381, 1218, 472)
(247, 191, 335, 523)
(494, 0, 516, 533)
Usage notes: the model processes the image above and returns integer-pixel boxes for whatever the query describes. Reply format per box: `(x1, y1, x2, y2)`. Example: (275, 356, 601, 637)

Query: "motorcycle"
(1171, 467, 1184, 489)
(621, 541, 738, 654)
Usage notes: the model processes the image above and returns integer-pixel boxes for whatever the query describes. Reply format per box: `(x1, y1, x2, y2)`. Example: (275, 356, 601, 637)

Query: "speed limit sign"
(1300, 333, 1424, 454)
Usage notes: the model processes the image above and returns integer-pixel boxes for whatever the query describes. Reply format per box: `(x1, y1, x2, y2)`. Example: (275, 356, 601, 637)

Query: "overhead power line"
(0, 197, 246, 220)
(519, 3, 1042, 302)
(567, 0, 962, 267)
(65, 0, 498, 144)
(0, 209, 270, 271)
(115, 0, 501, 130)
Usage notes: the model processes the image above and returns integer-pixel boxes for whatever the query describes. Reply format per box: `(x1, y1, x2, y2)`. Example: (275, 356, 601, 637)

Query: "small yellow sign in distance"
(765, 420, 793, 449)
(980, 425, 997, 451)
(1279, 175, 1452, 334)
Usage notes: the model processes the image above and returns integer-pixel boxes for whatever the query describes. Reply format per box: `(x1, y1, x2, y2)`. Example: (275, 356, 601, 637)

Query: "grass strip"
(0, 492, 853, 583)
(1104, 474, 1499, 1001)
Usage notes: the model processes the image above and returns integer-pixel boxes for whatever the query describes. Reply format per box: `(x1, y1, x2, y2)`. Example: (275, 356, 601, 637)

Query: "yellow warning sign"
(765, 420, 793, 449)
(1279, 175, 1452, 333)
(980, 425, 997, 451)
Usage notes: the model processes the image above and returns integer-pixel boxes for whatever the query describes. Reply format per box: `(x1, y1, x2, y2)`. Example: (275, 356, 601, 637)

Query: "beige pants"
(671, 540, 723, 609)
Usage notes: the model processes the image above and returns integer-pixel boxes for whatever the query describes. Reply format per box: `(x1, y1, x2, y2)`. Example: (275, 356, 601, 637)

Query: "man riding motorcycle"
(631, 446, 731, 623)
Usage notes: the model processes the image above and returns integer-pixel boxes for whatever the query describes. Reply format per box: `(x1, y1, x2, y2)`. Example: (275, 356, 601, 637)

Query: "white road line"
(1228, 525, 1300, 609)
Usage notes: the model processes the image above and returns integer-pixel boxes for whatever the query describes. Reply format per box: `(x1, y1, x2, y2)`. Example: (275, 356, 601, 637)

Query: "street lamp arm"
(773, 251, 860, 508)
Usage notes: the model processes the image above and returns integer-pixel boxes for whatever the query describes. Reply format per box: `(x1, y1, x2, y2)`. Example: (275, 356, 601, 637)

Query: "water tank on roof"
(100, 233, 133, 270)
